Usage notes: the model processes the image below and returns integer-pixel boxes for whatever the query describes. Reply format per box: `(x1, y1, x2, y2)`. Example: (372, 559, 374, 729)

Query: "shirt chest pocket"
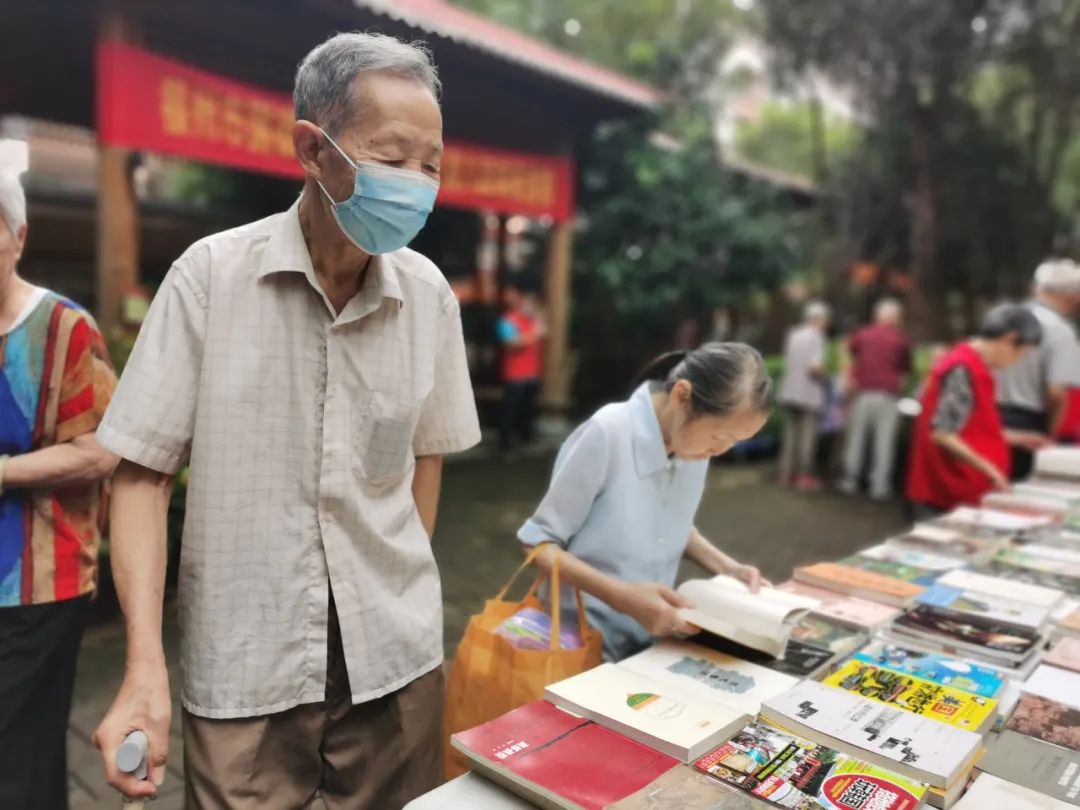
(353, 391, 424, 483)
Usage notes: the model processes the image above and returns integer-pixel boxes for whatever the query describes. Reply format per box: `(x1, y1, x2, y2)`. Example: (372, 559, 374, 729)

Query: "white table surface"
(404, 773, 536, 809)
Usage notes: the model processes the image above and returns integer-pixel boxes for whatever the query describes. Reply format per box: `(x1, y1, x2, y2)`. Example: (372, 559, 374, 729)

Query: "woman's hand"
(987, 465, 1012, 493)
(731, 563, 770, 594)
(613, 582, 697, 637)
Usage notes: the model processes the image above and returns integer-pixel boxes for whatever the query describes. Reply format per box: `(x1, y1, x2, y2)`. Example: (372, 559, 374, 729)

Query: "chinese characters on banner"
(96, 41, 574, 220)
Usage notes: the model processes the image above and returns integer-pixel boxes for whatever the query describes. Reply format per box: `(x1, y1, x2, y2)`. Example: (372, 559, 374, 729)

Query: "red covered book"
(450, 700, 680, 810)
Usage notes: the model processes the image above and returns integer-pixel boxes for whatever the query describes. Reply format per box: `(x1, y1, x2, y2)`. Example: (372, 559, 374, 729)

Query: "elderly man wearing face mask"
(0, 169, 117, 810)
(93, 33, 481, 809)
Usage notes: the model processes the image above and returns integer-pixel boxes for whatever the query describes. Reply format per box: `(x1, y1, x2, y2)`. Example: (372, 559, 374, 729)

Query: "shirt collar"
(257, 197, 405, 310)
(630, 383, 674, 478)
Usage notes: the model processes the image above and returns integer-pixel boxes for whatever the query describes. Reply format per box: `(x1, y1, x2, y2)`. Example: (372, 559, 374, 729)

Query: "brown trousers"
(183, 606, 444, 810)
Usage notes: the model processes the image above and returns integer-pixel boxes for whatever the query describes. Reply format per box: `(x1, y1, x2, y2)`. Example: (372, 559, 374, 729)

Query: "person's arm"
(929, 366, 1009, 491)
(92, 461, 174, 799)
(91, 257, 208, 800)
(1048, 384, 1070, 437)
(2, 434, 117, 490)
(683, 528, 769, 592)
(525, 542, 696, 637)
(412, 454, 444, 537)
(518, 421, 695, 638)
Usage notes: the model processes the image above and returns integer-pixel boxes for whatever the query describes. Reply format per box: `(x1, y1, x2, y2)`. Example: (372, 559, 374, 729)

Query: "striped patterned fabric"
(0, 291, 116, 606)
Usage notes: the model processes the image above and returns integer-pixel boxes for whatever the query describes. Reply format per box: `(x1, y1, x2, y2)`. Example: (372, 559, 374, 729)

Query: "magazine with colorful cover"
(695, 720, 927, 810)
(854, 641, 1004, 699)
(822, 660, 997, 734)
(994, 548, 1080, 579)
(915, 583, 1050, 630)
(1006, 694, 1080, 753)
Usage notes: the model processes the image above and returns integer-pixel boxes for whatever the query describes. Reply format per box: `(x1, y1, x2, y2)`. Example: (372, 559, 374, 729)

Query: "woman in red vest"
(498, 287, 545, 454)
(907, 303, 1048, 517)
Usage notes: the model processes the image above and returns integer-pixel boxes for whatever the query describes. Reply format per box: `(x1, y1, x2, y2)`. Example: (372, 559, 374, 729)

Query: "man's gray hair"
(875, 298, 903, 322)
(804, 300, 830, 322)
(1034, 258, 1080, 295)
(294, 32, 441, 134)
(0, 170, 26, 237)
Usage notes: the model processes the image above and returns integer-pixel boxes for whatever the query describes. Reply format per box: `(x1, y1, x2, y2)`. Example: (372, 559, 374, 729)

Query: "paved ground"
(68, 454, 907, 808)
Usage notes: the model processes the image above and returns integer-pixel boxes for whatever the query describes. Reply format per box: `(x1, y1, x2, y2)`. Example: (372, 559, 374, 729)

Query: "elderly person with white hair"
(996, 258, 1080, 479)
(93, 32, 480, 807)
(778, 301, 831, 490)
(0, 170, 117, 810)
(837, 298, 912, 501)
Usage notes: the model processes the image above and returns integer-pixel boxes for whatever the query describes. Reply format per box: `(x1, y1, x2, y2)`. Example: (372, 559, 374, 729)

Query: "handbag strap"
(496, 544, 594, 650)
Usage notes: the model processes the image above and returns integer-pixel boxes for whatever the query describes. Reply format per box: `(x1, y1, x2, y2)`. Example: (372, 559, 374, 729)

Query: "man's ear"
(294, 120, 325, 179)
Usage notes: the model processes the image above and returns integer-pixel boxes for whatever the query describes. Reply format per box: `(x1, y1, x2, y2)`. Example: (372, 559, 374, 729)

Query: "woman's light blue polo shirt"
(518, 383, 709, 660)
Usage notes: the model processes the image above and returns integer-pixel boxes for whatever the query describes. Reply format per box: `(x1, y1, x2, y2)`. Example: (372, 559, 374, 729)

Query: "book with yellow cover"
(822, 660, 998, 735)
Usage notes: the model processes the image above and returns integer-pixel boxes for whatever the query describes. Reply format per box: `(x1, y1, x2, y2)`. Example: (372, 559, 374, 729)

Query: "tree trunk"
(907, 103, 947, 342)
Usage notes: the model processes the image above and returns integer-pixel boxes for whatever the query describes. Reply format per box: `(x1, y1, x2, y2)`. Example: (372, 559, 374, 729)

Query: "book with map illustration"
(620, 640, 798, 716)
(695, 719, 927, 810)
(822, 660, 997, 734)
(675, 575, 819, 658)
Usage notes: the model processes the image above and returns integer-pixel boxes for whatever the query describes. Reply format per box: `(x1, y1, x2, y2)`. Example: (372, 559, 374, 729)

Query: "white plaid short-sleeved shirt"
(98, 199, 481, 718)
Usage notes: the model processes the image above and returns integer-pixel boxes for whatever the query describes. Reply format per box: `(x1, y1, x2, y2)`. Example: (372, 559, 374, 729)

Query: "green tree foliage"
(570, 115, 803, 409)
(451, 0, 753, 96)
(759, 0, 1080, 338)
(735, 101, 860, 179)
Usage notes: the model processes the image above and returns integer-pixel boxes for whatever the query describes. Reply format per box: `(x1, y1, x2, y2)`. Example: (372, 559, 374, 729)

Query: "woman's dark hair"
(978, 303, 1043, 347)
(633, 342, 773, 416)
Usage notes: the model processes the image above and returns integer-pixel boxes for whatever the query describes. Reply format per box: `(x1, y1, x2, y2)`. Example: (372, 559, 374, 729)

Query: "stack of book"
(446, 444, 1080, 809)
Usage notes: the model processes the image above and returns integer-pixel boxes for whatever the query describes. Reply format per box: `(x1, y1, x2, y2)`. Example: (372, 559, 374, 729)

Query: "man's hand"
(93, 662, 172, 799)
(613, 582, 697, 637)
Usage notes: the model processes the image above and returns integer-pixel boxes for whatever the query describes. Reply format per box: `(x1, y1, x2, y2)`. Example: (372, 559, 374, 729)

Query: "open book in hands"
(675, 575, 820, 658)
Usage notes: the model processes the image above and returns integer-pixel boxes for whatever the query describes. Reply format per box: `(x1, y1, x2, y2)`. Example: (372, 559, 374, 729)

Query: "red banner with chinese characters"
(95, 41, 574, 219)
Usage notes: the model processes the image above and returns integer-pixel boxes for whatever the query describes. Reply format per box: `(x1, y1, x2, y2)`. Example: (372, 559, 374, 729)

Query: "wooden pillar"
(96, 147, 138, 335)
(541, 219, 574, 410)
(96, 1, 139, 336)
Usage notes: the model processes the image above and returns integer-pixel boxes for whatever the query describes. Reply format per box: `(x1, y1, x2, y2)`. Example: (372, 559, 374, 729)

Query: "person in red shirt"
(907, 303, 1049, 517)
(838, 299, 912, 500)
(498, 286, 545, 454)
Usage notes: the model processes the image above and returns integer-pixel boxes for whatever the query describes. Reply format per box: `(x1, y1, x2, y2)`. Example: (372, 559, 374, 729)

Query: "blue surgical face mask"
(316, 129, 440, 255)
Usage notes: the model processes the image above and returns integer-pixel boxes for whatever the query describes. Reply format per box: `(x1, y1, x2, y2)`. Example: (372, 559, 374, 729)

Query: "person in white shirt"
(996, 259, 1080, 479)
(93, 33, 480, 808)
(778, 301, 831, 490)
